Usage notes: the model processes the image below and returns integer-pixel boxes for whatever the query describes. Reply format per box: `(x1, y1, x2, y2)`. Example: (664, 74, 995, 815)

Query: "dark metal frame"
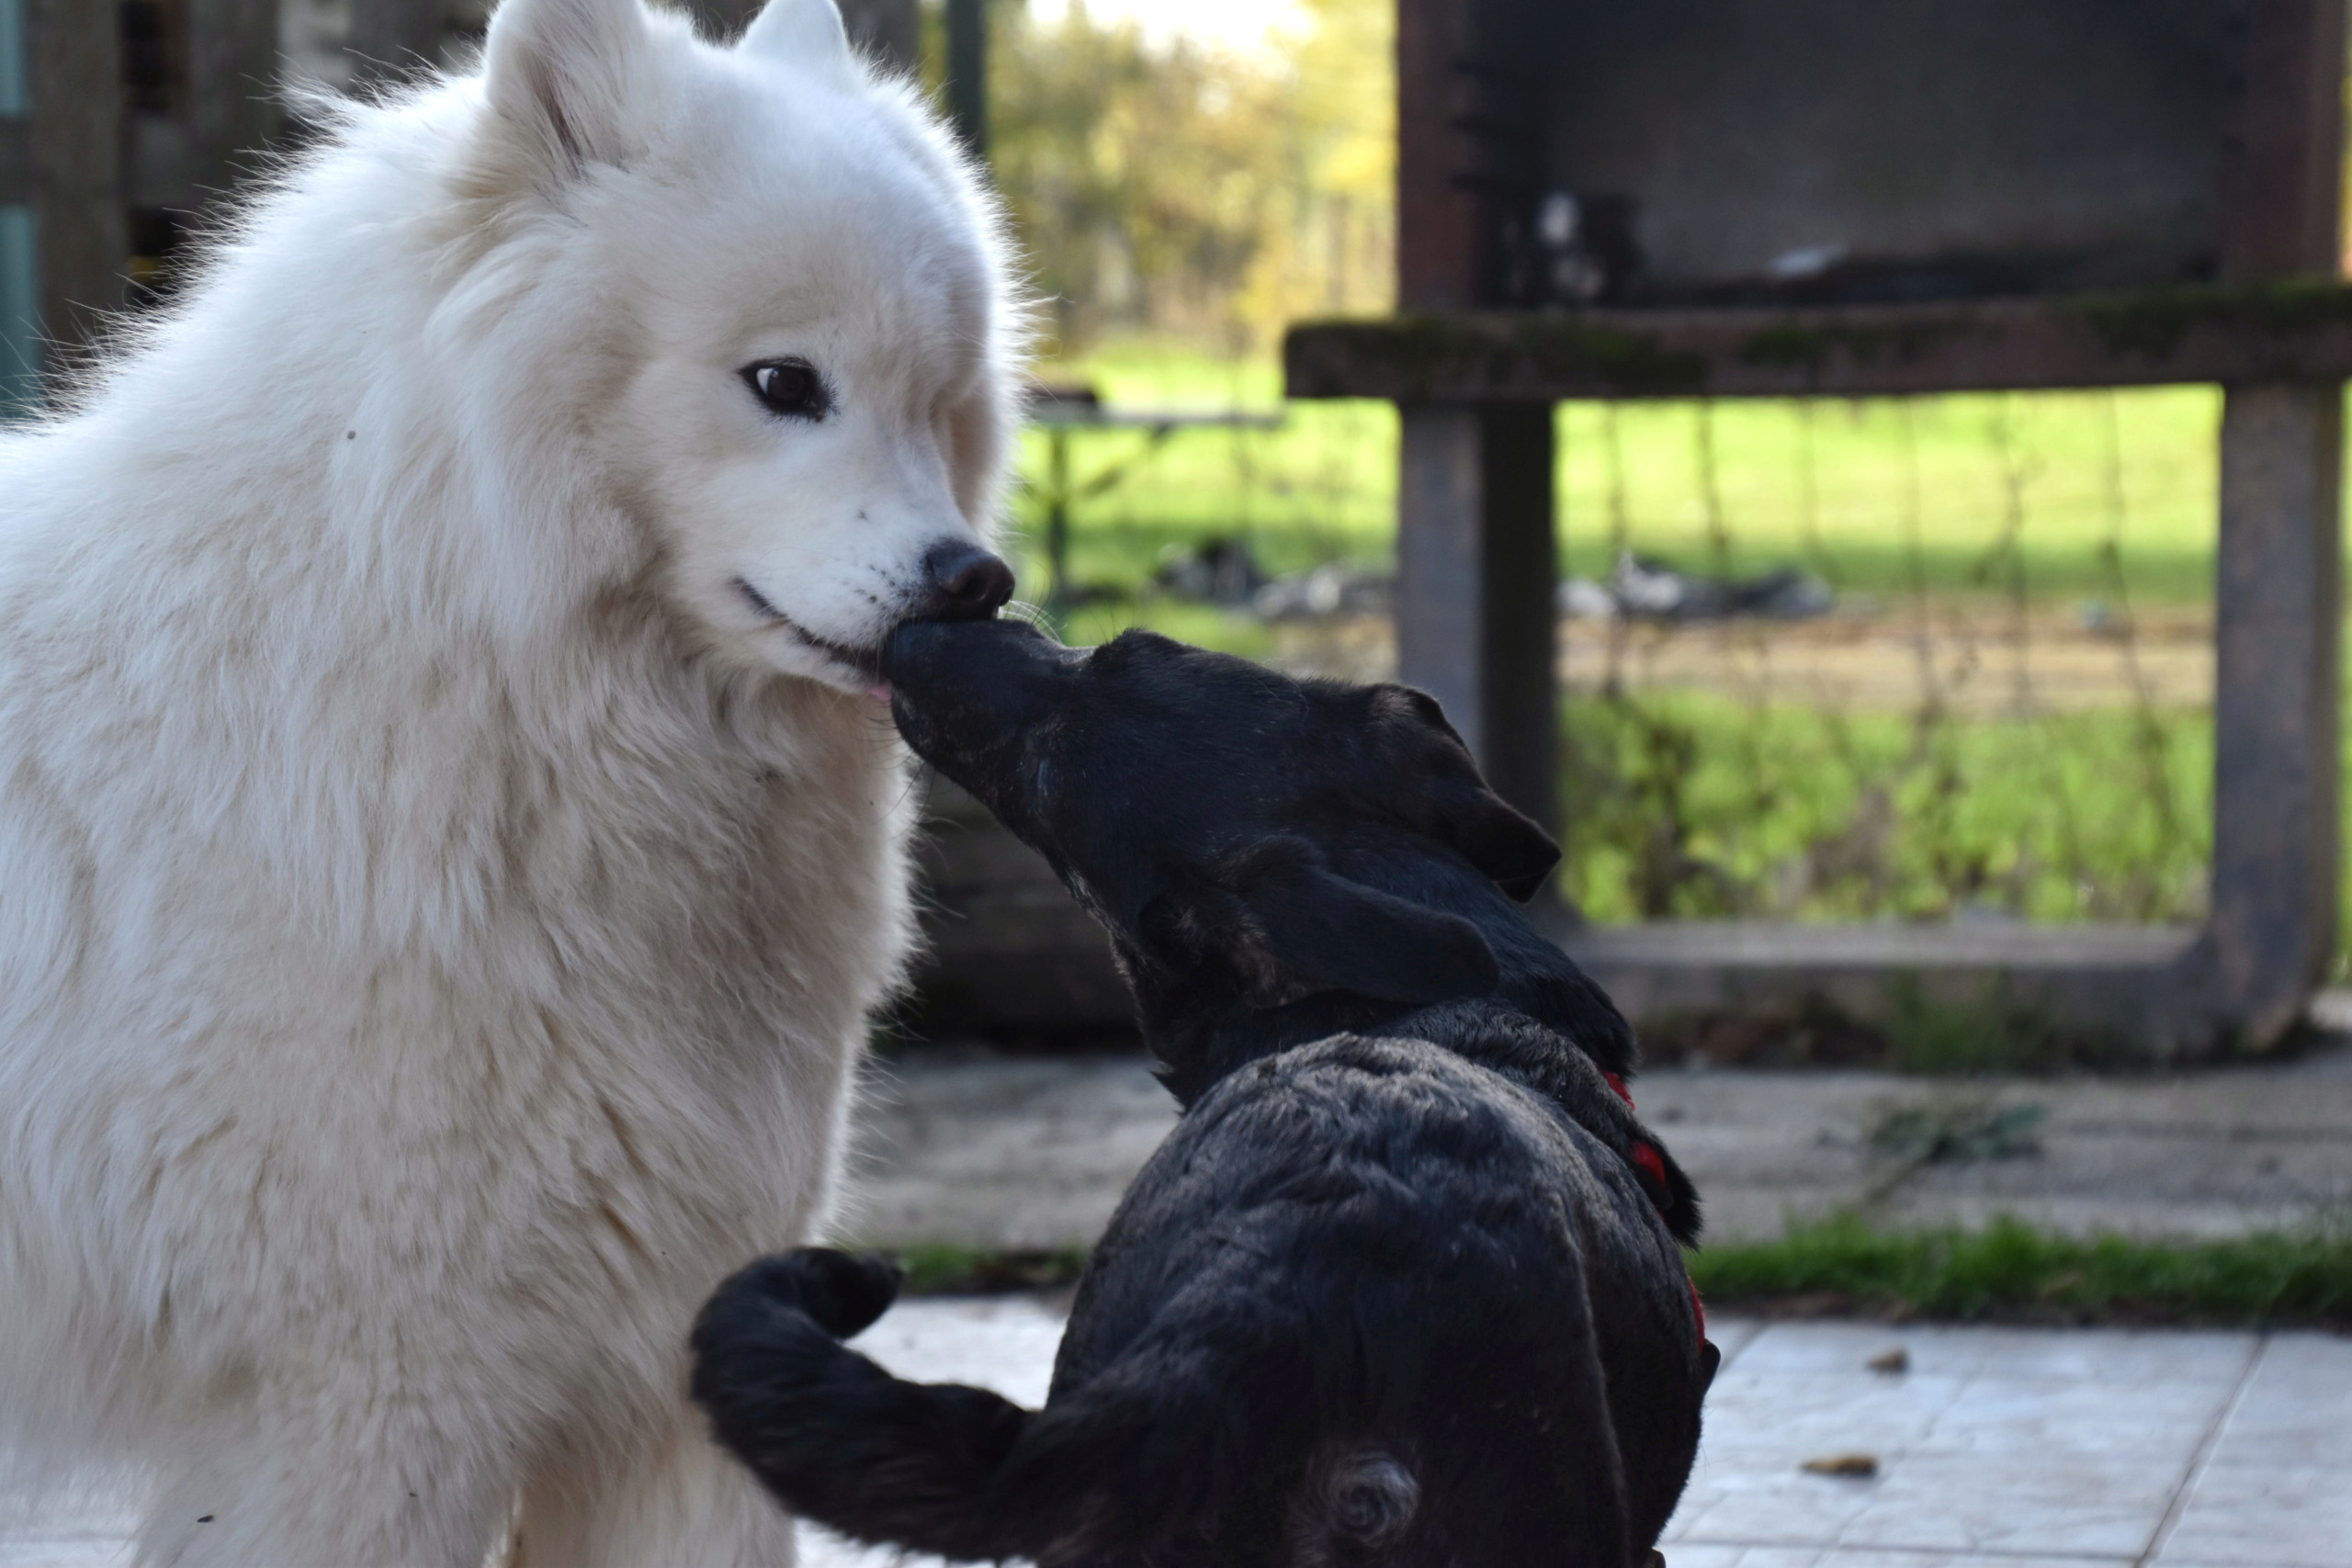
(2, 0, 925, 397)
(1288, 0, 2349, 1054)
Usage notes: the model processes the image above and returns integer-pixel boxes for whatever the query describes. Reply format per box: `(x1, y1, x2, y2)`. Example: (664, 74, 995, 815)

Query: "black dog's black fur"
(692, 625, 1713, 1566)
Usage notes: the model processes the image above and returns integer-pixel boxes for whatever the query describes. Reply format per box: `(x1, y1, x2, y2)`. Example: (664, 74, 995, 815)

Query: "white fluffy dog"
(0, 0, 1020, 1560)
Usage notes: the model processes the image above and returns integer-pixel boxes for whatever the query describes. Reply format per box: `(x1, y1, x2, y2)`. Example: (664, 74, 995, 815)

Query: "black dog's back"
(695, 1034, 1697, 1567)
(1047, 1033, 1702, 1563)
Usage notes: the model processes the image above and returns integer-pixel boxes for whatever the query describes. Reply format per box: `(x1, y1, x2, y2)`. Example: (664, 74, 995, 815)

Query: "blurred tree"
(989, 0, 1391, 357)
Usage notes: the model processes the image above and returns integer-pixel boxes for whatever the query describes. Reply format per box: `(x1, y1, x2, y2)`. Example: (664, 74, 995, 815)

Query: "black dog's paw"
(700, 1248, 904, 1345)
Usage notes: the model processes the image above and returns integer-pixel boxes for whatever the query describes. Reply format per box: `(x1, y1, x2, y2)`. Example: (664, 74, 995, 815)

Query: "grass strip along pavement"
(1687, 1214, 2352, 1329)
(878, 1219, 2352, 1330)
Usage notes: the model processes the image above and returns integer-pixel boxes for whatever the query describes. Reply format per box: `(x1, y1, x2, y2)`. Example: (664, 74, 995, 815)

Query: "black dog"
(693, 625, 1712, 1567)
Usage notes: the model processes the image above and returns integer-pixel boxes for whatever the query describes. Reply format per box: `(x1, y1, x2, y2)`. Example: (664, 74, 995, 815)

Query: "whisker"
(999, 600, 1061, 641)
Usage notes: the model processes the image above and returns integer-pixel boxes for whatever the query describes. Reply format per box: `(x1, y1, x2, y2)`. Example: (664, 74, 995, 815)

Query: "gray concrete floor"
(10, 1036, 2349, 1564)
(793, 1036, 2352, 1564)
(791, 1303, 2352, 1568)
(12, 1303, 2337, 1566)
(841, 1034, 2352, 1247)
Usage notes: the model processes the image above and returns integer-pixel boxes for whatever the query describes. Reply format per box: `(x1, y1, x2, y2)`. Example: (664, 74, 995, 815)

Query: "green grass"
(874, 1220, 2352, 1327)
(1016, 344, 2352, 963)
(1555, 692, 2211, 926)
(1554, 389, 2222, 603)
(1690, 1213, 2352, 1328)
(888, 1241, 1091, 1296)
(1014, 344, 2229, 619)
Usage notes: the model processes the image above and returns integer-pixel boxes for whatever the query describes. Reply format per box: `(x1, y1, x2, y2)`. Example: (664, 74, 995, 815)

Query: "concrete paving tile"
(1703, 1190, 1870, 1242)
(1659, 1548, 1822, 1568)
(1816, 1555, 2133, 1568)
(843, 1293, 1067, 1409)
(1737, 1324, 2255, 1385)
(1707, 1314, 1768, 1368)
(1666, 1461, 1883, 1549)
(1618, 1061, 2352, 1243)
(0, 1306, 2291, 1568)
(1831, 1451, 2175, 1557)
(846, 1046, 2352, 1253)
(1649, 1547, 1755, 1568)
(2190, 1331, 2352, 1472)
(843, 1055, 1178, 1250)
(1730, 1323, 1962, 1376)
(1696, 1369, 1970, 1457)
(1940, 1327, 2258, 1385)
(798, 1526, 973, 1568)
(1919, 1375, 2234, 1461)
(2150, 1461, 2352, 1568)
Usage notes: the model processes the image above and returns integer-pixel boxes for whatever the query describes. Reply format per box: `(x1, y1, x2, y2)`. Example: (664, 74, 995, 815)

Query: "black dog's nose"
(915, 541, 1015, 622)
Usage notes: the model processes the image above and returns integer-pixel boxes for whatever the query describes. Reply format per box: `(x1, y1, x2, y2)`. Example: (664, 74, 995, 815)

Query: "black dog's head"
(887, 621, 1631, 1093)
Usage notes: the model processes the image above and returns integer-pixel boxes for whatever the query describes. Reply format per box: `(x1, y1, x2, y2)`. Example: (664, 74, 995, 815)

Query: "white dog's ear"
(481, 0, 650, 178)
(739, 0, 854, 73)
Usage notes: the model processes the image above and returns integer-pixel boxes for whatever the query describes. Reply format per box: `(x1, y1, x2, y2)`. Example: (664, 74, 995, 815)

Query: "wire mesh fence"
(1008, 370, 2246, 948)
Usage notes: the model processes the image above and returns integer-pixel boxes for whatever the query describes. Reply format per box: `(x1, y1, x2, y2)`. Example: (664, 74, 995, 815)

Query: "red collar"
(1602, 1072, 1706, 1346)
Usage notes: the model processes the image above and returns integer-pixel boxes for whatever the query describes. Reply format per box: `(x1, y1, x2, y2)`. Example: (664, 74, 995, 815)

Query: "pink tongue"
(866, 682, 894, 704)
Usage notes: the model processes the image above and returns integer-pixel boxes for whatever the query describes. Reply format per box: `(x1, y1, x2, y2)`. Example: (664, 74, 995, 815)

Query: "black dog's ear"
(1439, 785, 1560, 902)
(1373, 686, 1562, 901)
(1234, 856, 1500, 1005)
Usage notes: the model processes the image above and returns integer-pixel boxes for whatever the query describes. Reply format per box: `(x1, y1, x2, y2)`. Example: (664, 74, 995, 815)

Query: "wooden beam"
(1286, 285, 2352, 403)
(1396, 403, 1557, 834)
(24, 0, 126, 372)
(1394, 0, 1475, 308)
(2220, 0, 2346, 282)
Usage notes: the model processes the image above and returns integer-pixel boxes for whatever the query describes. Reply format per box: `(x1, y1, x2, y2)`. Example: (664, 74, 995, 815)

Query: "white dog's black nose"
(917, 542, 1015, 622)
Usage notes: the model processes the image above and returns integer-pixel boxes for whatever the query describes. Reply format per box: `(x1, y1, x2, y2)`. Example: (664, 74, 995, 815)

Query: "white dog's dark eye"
(743, 359, 831, 421)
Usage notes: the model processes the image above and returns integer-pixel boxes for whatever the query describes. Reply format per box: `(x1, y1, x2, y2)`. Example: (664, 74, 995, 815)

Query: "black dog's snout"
(916, 542, 1015, 622)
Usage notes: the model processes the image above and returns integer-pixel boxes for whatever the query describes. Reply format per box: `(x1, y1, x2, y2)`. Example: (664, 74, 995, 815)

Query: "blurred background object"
(12, 0, 2352, 1064)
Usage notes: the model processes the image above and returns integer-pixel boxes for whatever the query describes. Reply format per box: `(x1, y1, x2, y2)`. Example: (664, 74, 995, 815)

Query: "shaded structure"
(5, 0, 129, 397)
(0, 0, 922, 408)
(1286, 0, 2352, 1053)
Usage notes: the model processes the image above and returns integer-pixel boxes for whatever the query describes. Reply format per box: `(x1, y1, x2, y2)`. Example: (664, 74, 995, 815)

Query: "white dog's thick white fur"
(0, 0, 1018, 1560)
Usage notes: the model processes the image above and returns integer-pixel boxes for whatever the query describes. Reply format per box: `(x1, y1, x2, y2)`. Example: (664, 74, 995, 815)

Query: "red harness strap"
(1602, 1071, 1706, 1345)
